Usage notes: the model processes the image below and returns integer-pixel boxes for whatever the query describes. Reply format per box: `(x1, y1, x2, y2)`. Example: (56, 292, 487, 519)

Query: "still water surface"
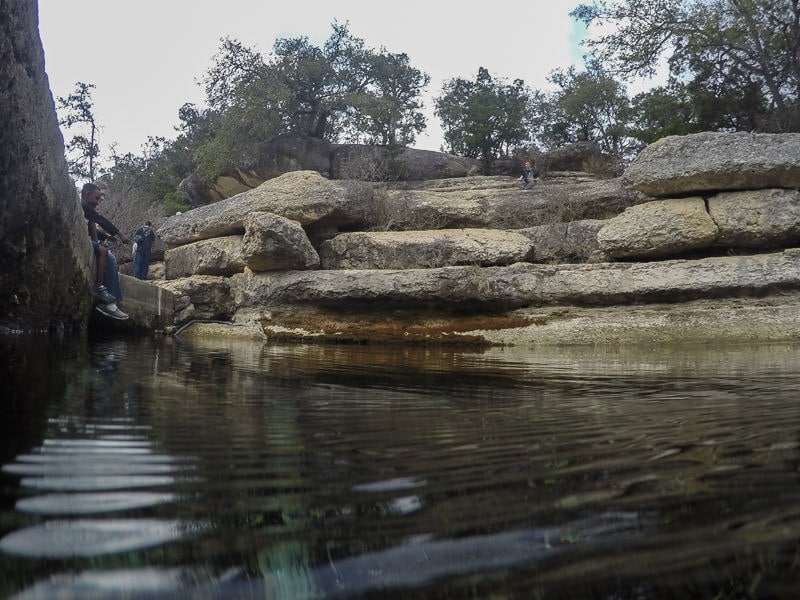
(2, 334, 800, 598)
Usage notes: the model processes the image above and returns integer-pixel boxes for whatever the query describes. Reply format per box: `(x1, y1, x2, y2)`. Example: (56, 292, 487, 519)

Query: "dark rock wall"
(0, 0, 92, 333)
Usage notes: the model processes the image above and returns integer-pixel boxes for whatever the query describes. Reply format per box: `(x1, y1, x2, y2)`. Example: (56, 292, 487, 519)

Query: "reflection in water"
(1, 408, 198, 561)
(8, 512, 641, 599)
(0, 519, 189, 559)
(15, 491, 176, 515)
(1, 335, 800, 598)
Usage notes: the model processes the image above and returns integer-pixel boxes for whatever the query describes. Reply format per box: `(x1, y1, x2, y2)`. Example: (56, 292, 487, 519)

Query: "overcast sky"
(37, 1, 588, 156)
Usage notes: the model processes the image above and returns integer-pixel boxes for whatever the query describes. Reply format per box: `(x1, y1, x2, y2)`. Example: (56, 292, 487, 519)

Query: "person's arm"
(86, 210, 121, 239)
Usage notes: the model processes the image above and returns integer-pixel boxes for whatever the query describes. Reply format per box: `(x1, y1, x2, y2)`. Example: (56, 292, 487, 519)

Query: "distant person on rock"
(515, 160, 540, 189)
(132, 220, 156, 280)
(80, 183, 130, 320)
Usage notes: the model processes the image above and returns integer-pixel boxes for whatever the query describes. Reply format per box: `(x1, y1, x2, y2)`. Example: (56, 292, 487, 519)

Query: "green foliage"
(104, 135, 191, 215)
(628, 84, 699, 144)
(537, 62, 637, 158)
(572, 0, 800, 133)
(345, 52, 430, 147)
(434, 67, 534, 170)
(195, 39, 287, 176)
(60, 22, 430, 213)
(159, 191, 191, 217)
(627, 75, 766, 145)
(194, 21, 429, 176)
(56, 81, 101, 181)
(58, 7, 800, 217)
(270, 22, 371, 139)
(202, 38, 266, 111)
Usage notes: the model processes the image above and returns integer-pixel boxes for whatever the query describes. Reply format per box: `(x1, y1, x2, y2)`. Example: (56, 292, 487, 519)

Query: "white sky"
(37, 1, 588, 156)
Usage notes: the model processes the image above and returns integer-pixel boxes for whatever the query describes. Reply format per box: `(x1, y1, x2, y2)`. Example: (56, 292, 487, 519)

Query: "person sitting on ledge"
(514, 160, 540, 189)
(80, 182, 130, 320)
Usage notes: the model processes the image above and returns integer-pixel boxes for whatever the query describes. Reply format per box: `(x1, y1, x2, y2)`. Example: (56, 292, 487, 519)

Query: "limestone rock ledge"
(231, 251, 800, 311)
(177, 295, 800, 347)
(165, 250, 800, 346)
(158, 132, 800, 347)
(471, 296, 800, 346)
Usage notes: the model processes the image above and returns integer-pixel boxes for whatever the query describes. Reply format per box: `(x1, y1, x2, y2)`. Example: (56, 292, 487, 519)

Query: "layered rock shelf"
(155, 132, 800, 346)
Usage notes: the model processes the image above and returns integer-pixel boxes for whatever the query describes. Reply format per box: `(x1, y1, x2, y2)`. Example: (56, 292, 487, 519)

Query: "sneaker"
(95, 302, 129, 320)
(91, 284, 117, 304)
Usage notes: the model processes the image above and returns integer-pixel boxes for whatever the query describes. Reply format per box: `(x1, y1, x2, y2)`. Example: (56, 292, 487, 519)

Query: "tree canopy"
(572, 0, 800, 132)
(537, 61, 636, 157)
(70, 6, 800, 216)
(435, 67, 535, 168)
(197, 22, 429, 164)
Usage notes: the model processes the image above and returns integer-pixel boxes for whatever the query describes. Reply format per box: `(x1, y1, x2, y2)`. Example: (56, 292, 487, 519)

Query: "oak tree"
(435, 67, 534, 170)
(572, 0, 800, 132)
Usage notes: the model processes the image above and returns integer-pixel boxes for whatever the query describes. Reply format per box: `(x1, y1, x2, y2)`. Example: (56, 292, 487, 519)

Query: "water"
(2, 333, 800, 599)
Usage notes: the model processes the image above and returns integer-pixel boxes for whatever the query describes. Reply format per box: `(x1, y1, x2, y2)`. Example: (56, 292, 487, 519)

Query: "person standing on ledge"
(132, 220, 156, 280)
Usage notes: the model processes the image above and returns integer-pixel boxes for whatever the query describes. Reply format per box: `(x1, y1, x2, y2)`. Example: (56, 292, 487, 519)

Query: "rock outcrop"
(230, 251, 800, 312)
(597, 197, 719, 259)
(160, 170, 346, 246)
(178, 135, 336, 206)
(538, 140, 619, 175)
(155, 131, 800, 346)
(177, 135, 619, 209)
(623, 131, 800, 196)
(178, 134, 483, 207)
(518, 220, 606, 264)
(0, 0, 93, 333)
(319, 229, 534, 270)
(8, 0, 800, 344)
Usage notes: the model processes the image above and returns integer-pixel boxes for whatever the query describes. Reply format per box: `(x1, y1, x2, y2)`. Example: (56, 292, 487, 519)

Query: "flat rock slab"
(231, 249, 800, 311)
(623, 132, 800, 197)
(319, 229, 533, 269)
(471, 295, 800, 346)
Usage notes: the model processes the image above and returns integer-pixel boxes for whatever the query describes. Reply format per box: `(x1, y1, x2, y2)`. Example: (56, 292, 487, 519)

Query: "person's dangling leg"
(103, 251, 123, 302)
(90, 241, 116, 304)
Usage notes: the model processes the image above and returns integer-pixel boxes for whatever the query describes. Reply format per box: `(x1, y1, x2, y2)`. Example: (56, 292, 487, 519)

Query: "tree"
(627, 83, 700, 144)
(345, 52, 430, 148)
(194, 22, 430, 178)
(572, 0, 800, 132)
(538, 62, 636, 157)
(270, 22, 372, 139)
(435, 67, 534, 170)
(103, 113, 202, 216)
(57, 81, 101, 181)
(202, 37, 266, 112)
(198, 38, 287, 175)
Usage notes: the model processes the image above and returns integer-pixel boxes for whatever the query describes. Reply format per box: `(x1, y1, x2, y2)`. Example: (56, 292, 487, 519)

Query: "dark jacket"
(133, 226, 156, 254)
(81, 200, 120, 241)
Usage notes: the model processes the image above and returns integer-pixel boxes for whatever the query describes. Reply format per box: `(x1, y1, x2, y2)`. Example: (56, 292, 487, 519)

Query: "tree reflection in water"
(2, 335, 800, 599)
